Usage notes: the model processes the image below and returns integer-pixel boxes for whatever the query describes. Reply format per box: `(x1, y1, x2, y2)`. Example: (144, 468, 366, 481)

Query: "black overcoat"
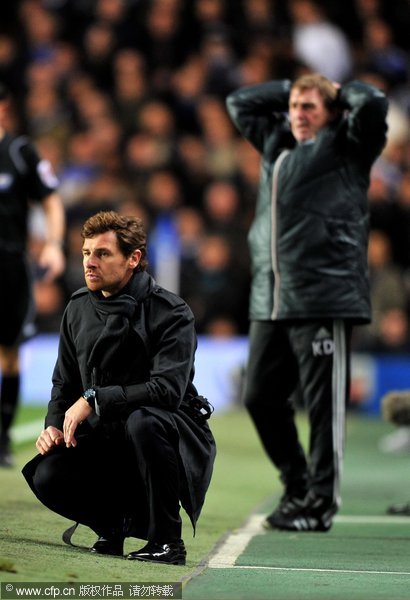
(28, 270, 216, 533)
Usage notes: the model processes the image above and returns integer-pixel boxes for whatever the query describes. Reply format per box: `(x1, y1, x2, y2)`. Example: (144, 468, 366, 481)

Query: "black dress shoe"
(127, 539, 186, 565)
(90, 536, 124, 557)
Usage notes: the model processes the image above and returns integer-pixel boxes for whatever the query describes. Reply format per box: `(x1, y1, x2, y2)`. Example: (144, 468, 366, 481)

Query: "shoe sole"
(90, 549, 124, 557)
(264, 516, 332, 532)
(127, 555, 186, 565)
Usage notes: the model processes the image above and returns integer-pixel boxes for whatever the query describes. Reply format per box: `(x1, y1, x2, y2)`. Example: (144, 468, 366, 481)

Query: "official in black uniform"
(0, 83, 65, 467)
(226, 74, 388, 531)
(23, 211, 216, 565)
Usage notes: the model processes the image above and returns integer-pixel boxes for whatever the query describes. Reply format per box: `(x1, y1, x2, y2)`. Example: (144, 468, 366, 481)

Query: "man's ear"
(329, 86, 344, 120)
(130, 249, 142, 268)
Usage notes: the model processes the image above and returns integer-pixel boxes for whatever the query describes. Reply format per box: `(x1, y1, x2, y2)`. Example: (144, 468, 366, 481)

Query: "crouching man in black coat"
(22, 210, 216, 565)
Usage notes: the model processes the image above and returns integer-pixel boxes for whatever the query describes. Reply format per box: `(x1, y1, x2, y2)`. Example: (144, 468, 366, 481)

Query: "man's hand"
(38, 242, 65, 282)
(40, 192, 65, 281)
(36, 426, 64, 455)
(63, 397, 93, 448)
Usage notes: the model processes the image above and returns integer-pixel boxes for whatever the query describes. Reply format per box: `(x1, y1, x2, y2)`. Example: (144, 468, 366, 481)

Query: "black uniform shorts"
(0, 254, 34, 346)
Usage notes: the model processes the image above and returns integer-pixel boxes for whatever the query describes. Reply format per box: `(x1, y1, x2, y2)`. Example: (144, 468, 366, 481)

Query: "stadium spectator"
(352, 229, 410, 352)
(1, 0, 410, 358)
(287, 0, 354, 82)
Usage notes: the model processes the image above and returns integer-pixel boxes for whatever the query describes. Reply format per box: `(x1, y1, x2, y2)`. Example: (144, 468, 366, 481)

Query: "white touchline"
(335, 515, 410, 525)
(208, 514, 266, 568)
(226, 565, 410, 576)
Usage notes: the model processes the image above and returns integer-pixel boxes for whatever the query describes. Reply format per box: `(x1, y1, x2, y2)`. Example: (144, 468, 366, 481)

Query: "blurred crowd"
(3, 0, 410, 345)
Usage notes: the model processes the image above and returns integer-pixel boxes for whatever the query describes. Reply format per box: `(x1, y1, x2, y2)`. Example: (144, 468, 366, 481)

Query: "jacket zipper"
(271, 150, 290, 320)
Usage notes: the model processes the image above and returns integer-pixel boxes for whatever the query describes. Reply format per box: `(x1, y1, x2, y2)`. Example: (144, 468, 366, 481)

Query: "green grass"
(2, 405, 409, 600)
(182, 412, 410, 600)
(0, 406, 280, 584)
(12, 405, 45, 428)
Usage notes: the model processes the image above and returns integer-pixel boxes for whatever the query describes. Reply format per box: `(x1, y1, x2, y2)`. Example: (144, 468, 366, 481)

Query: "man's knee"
(243, 386, 295, 416)
(125, 410, 165, 448)
(242, 380, 264, 411)
(31, 454, 63, 497)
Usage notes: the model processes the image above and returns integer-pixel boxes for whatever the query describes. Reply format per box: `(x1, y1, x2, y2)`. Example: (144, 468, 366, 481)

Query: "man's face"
(82, 231, 141, 297)
(289, 87, 332, 142)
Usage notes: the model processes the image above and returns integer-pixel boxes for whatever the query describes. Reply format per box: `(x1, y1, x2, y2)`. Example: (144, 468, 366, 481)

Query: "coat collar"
(89, 269, 155, 308)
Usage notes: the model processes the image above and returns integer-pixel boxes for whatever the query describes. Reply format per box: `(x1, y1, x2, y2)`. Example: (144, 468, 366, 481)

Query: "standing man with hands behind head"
(23, 211, 216, 565)
(0, 83, 65, 467)
(226, 73, 388, 532)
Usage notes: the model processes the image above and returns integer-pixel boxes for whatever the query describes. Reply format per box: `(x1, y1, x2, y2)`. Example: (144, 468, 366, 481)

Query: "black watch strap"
(83, 388, 96, 410)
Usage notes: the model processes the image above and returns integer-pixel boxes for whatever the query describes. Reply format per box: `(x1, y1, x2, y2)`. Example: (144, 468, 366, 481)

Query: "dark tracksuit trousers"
(243, 319, 352, 509)
(22, 409, 182, 543)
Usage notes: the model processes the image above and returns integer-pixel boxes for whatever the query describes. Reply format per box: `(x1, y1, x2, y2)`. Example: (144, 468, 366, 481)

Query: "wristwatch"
(82, 388, 96, 410)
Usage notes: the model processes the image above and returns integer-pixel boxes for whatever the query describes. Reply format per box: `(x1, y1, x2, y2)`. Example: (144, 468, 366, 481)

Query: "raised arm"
(226, 80, 292, 152)
(339, 80, 388, 162)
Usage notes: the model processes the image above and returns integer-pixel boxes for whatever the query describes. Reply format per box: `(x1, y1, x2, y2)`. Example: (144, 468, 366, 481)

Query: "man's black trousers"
(243, 319, 352, 506)
(23, 408, 183, 543)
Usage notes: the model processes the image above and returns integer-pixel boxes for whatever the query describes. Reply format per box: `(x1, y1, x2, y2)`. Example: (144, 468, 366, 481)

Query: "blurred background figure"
(0, 83, 65, 467)
(288, 0, 353, 82)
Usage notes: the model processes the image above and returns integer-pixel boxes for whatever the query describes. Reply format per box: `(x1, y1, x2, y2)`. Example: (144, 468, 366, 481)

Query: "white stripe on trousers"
(332, 319, 347, 509)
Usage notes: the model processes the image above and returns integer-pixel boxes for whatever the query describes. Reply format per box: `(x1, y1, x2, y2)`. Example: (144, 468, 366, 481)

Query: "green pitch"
(1, 406, 410, 600)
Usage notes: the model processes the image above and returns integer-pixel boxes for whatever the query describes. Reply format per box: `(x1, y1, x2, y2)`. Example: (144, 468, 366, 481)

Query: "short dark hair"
(81, 211, 148, 271)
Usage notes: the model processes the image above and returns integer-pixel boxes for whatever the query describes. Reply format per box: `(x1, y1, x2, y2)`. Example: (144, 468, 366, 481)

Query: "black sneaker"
(264, 493, 337, 532)
(304, 494, 338, 532)
(264, 493, 307, 530)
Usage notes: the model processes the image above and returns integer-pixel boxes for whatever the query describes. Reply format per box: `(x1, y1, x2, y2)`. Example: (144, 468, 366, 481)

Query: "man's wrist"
(82, 388, 96, 411)
(46, 239, 64, 249)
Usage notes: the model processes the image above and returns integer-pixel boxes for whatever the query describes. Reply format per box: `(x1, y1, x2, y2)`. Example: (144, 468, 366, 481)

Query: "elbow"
(148, 379, 184, 411)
